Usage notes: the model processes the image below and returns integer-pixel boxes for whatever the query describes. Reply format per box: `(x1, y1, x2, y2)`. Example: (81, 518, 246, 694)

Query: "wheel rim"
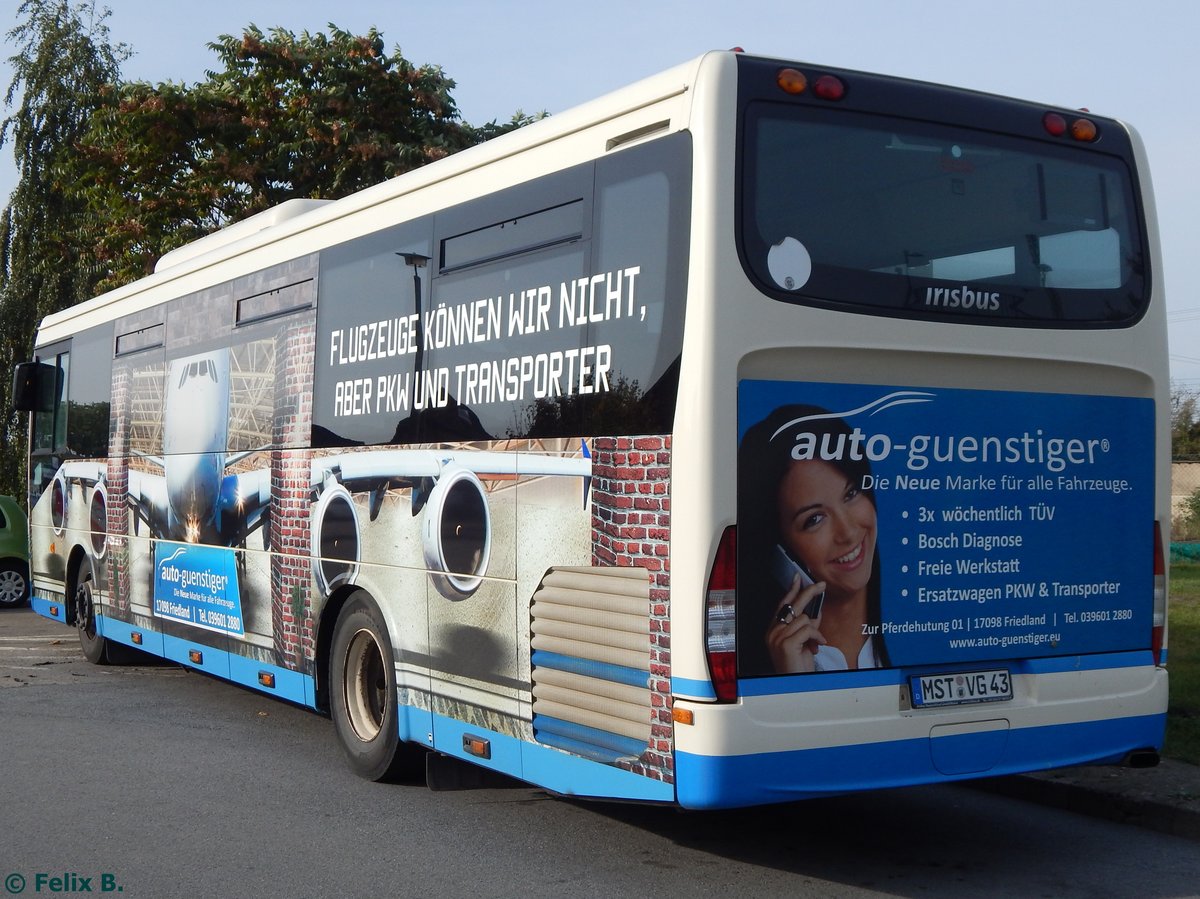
(343, 628, 387, 742)
(75, 580, 96, 640)
(0, 569, 24, 604)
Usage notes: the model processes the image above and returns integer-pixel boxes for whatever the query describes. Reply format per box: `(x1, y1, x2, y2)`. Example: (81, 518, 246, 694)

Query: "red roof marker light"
(1043, 112, 1068, 137)
(813, 74, 846, 101)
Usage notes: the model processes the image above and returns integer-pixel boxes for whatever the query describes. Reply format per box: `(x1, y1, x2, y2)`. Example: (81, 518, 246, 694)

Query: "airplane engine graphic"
(309, 461, 492, 601)
(47, 461, 106, 539)
(311, 480, 361, 594)
(420, 463, 491, 600)
(311, 445, 587, 601)
(88, 481, 108, 559)
(50, 468, 68, 535)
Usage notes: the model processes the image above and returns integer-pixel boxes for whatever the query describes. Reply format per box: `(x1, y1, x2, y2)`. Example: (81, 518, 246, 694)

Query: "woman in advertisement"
(739, 405, 890, 675)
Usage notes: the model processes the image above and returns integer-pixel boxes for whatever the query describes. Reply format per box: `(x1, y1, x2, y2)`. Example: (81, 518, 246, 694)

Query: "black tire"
(0, 560, 29, 607)
(329, 592, 424, 782)
(74, 573, 110, 665)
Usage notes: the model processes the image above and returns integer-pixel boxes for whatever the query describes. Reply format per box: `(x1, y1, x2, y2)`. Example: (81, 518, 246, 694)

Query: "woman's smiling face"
(776, 459, 877, 598)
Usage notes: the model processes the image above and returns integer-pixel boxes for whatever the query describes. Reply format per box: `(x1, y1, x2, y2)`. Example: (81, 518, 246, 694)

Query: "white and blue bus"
(14, 51, 1168, 808)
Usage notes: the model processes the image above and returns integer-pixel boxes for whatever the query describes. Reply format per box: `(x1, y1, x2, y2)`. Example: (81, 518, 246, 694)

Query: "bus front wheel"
(74, 574, 109, 665)
(329, 592, 423, 782)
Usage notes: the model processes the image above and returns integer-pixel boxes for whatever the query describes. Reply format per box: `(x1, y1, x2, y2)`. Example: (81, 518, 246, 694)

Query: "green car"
(0, 495, 30, 607)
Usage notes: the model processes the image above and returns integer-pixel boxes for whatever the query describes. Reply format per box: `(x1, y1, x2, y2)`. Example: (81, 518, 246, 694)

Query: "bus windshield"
(740, 103, 1147, 326)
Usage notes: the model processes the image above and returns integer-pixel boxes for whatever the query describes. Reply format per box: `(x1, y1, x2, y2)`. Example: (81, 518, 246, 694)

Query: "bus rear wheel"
(330, 592, 424, 782)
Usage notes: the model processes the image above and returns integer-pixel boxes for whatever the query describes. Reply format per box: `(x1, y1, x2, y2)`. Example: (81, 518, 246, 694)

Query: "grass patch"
(1168, 563, 1200, 765)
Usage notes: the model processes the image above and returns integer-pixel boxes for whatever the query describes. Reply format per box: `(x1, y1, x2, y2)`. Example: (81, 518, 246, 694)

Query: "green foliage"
(0, 0, 128, 501)
(1167, 564, 1200, 764)
(1179, 489, 1200, 542)
(0, 15, 539, 501)
(1170, 486, 1200, 542)
(1172, 382, 1200, 459)
(71, 24, 528, 287)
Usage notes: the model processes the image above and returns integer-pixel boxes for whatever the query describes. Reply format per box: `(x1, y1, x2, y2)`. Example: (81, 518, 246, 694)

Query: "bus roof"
(35, 52, 709, 346)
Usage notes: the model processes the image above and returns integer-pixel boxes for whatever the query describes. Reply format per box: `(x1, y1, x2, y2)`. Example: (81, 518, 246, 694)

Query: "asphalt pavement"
(4, 604, 1199, 840)
(984, 757, 1200, 843)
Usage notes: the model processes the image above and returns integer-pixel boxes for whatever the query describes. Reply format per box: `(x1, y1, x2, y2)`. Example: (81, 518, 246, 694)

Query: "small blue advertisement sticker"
(153, 543, 245, 636)
(736, 380, 1154, 676)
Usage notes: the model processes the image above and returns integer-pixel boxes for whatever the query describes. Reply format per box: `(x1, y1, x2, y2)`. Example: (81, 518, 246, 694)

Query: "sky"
(2, 0, 1197, 381)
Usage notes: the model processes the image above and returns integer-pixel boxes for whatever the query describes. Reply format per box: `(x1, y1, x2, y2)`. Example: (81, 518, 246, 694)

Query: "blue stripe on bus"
(428, 712, 673, 803)
(97, 614, 315, 707)
(523, 737, 674, 802)
(736, 650, 1157, 697)
(162, 632, 230, 678)
(671, 675, 717, 699)
(228, 652, 312, 706)
(97, 613, 165, 656)
(530, 651, 651, 762)
(674, 712, 1166, 810)
(532, 731, 629, 766)
(430, 709, 524, 772)
(530, 650, 648, 688)
(532, 715, 647, 758)
(31, 595, 67, 623)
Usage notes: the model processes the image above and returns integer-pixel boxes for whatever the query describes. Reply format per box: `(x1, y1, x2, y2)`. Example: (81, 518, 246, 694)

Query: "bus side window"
(65, 324, 113, 458)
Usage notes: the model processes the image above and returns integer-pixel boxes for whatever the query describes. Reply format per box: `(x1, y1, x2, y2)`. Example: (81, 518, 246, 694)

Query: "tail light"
(812, 74, 846, 101)
(705, 526, 738, 702)
(776, 68, 807, 95)
(1151, 521, 1166, 666)
(1043, 111, 1099, 142)
(775, 69, 847, 102)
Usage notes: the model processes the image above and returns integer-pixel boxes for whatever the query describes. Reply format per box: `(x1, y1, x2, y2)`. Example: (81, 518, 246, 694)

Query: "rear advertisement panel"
(736, 380, 1154, 677)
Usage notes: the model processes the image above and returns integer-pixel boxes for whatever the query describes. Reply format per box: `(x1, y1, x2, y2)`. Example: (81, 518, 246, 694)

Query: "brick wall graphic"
(270, 322, 316, 672)
(105, 362, 132, 614)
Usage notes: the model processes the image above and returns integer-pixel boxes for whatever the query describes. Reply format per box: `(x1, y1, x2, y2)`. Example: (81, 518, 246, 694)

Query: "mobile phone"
(770, 544, 825, 619)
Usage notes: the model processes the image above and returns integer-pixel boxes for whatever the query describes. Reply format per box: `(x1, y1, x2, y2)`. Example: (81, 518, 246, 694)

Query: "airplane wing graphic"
(311, 445, 592, 517)
(308, 444, 593, 600)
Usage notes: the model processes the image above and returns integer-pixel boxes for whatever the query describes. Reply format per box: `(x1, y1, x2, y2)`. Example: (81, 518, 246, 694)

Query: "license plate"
(910, 669, 1012, 708)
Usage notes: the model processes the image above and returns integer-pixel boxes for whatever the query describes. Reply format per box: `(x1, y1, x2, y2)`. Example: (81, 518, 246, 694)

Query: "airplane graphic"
(51, 346, 592, 603)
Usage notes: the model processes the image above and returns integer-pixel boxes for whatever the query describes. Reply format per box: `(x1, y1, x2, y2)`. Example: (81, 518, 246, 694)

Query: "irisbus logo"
(924, 284, 1000, 311)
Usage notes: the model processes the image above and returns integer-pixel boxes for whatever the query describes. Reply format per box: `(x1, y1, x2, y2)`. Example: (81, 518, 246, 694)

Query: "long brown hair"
(737, 404, 889, 674)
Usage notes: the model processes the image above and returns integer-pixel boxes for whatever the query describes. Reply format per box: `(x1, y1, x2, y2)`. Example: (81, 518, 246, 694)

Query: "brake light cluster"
(776, 68, 847, 101)
(1152, 521, 1167, 666)
(705, 526, 739, 701)
(1042, 111, 1099, 142)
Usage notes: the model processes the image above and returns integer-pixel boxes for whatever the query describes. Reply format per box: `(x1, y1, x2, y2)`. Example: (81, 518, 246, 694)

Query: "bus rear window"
(739, 104, 1147, 326)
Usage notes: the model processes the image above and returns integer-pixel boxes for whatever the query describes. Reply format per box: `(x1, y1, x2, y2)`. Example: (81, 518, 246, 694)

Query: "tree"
(72, 25, 532, 287)
(0, 17, 537, 499)
(1172, 382, 1200, 459)
(0, 0, 128, 500)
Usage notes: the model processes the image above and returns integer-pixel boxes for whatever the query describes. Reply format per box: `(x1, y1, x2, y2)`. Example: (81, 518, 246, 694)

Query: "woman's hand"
(766, 573, 827, 673)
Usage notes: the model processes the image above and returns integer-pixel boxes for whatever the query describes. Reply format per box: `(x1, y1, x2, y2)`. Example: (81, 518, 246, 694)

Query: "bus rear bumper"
(673, 657, 1167, 809)
(675, 712, 1166, 809)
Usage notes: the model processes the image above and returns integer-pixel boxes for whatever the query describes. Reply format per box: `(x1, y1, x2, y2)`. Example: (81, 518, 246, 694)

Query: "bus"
(13, 50, 1168, 809)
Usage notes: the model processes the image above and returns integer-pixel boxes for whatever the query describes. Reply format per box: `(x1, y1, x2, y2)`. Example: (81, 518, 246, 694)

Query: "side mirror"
(11, 361, 58, 413)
